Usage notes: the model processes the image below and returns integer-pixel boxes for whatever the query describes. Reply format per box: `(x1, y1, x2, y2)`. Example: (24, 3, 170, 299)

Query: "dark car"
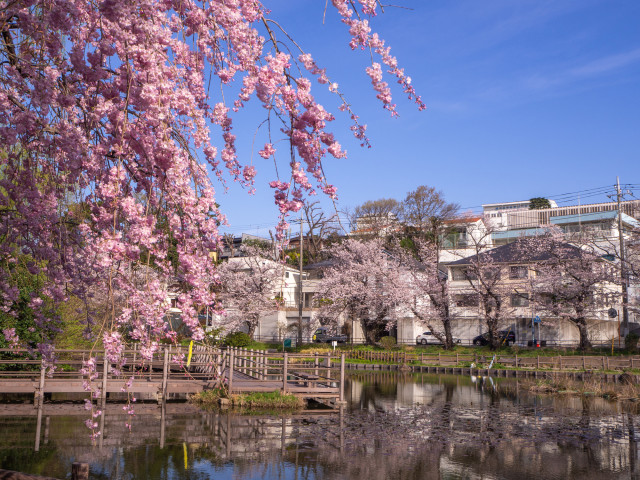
(472, 330, 515, 346)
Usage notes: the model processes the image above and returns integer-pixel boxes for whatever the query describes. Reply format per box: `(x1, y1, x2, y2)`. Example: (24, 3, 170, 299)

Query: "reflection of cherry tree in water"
(629, 413, 638, 477)
(348, 371, 399, 412)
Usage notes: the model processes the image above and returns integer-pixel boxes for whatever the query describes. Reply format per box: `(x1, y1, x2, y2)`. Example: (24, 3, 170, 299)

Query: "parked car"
(312, 327, 348, 344)
(472, 330, 516, 346)
(416, 331, 461, 345)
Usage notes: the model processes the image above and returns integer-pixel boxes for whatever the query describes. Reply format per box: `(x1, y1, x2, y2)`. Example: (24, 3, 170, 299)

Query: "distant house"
(446, 240, 623, 345)
(438, 216, 489, 264)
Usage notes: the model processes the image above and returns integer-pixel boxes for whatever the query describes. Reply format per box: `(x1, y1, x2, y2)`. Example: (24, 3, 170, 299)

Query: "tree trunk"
(443, 319, 454, 350)
(247, 321, 257, 339)
(575, 318, 592, 350)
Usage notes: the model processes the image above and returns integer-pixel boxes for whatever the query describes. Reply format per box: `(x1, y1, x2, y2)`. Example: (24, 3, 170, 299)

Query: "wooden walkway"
(0, 347, 345, 404)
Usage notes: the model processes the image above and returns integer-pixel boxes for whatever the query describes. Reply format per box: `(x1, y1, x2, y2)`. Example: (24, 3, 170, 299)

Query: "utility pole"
(617, 176, 630, 336)
(298, 210, 304, 346)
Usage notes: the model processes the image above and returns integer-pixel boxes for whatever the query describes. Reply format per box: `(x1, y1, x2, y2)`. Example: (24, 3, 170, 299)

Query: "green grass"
(189, 388, 305, 410)
(188, 387, 226, 407)
(231, 391, 304, 409)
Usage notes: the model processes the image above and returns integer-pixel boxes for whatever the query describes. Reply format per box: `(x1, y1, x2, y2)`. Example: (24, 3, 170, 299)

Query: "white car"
(416, 331, 461, 345)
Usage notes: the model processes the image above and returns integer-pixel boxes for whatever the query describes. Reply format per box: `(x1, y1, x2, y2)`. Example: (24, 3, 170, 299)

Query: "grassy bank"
(189, 389, 304, 410)
(230, 391, 304, 409)
(526, 376, 640, 401)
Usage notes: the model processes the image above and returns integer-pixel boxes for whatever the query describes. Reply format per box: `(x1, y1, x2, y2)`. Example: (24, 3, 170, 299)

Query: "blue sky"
(214, 0, 640, 237)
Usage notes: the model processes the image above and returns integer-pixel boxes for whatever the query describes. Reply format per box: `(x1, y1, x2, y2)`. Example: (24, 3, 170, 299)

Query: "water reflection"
(0, 372, 638, 479)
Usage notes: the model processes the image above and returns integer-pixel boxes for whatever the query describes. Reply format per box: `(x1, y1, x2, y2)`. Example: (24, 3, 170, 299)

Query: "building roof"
(492, 228, 547, 241)
(550, 210, 639, 227)
(447, 240, 585, 266)
(443, 216, 483, 225)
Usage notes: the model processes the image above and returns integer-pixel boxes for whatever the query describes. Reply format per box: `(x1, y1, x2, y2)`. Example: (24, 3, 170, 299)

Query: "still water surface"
(1, 371, 639, 479)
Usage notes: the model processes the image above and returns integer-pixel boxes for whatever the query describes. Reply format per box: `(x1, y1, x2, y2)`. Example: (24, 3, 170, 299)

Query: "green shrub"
(224, 331, 252, 347)
(625, 333, 639, 352)
(189, 387, 226, 406)
(379, 336, 397, 350)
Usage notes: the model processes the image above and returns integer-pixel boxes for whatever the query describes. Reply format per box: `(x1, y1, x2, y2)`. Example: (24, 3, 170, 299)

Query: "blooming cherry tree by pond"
(216, 246, 285, 338)
(315, 238, 406, 344)
(0, 0, 424, 436)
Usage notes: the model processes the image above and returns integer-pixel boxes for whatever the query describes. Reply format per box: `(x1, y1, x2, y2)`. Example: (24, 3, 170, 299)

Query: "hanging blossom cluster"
(0, 0, 423, 435)
(332, 0, 426, 116)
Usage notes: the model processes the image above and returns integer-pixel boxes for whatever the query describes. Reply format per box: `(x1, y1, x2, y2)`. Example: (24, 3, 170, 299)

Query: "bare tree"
(302, 201, 340, 263)
(399, 185, 459, 237)
(349, 198, 400, 238)
(222, 233, 236, 258)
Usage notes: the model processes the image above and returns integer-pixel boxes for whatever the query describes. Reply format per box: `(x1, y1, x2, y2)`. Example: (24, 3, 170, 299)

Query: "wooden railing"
(335, 349, 640, 371)
(224, 348, 345, 402)
(0, 346, 346, 403)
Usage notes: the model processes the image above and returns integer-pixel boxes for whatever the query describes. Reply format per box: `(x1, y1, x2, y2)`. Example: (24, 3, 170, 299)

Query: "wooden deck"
(0, 347, 345, 404)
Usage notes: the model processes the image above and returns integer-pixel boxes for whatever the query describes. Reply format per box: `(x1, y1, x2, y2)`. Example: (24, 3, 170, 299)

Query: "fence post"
(72, 462, 90, 480)
(582, 356, 586, 370)
(339, 353, 345, 403)
(161, 347, 169, 401)
(456, 352, 459, 365)
(238, 347, 247, 375)
(537, 355, 540, 369)
(438, 352, 441, 366)
(101, 350, 108, 405)
(36, 359, 46, 407)
(314, 353, 319, 377)
(559, 355, 563, 370)
(263, 350, 268, 379)
(283, 352, 288, 392)
(228, 348, 234, 393)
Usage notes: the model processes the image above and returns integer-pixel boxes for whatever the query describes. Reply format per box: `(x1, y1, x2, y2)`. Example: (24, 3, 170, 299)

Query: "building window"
(455, 294, 479, 307)
(440, 231, 468, 249)
(482, 267, 501, 281)
(510, 293, 529, 307)
(304, 293, 314, 308)
(452, 268, 476, 281)
(509, 266, 528, 279)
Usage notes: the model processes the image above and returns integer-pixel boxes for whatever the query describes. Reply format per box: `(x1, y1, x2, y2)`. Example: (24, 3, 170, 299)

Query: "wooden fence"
(0, 346, 345, 404)
(336, 349, 640, 372)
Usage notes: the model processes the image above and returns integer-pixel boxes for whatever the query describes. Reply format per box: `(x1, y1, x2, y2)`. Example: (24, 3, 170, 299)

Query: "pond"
(0, 371, 639, 479)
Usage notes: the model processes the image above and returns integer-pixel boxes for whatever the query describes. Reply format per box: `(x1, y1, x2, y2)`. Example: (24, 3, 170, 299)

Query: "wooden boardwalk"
(0, 347, 345, 405)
